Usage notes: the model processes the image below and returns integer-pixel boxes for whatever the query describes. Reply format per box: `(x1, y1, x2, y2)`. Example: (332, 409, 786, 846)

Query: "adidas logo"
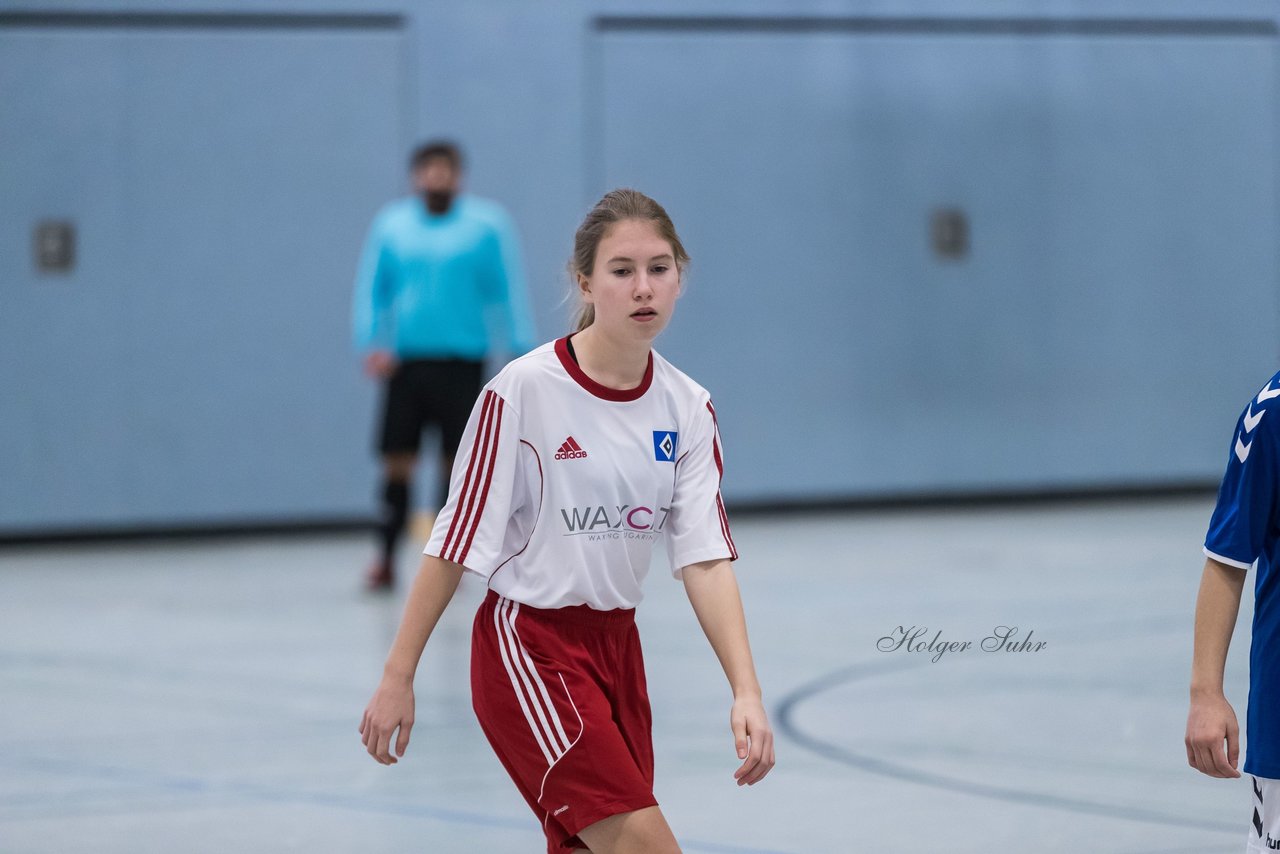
(554, 436, 587, 460)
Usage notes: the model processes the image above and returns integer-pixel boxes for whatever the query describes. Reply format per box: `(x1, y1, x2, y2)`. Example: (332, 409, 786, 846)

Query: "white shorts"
(1247, 775, 1280, 853)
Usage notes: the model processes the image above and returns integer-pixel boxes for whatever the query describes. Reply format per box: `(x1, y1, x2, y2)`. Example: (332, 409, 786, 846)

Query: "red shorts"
(471, 589, 658, 853)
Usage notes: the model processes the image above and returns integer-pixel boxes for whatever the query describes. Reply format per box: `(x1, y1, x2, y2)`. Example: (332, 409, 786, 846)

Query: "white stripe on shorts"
(493, 596, 556, 764)
(540, 673, 585, 832)
(492, 596, 570, 764)
(507, 601, 572, 751)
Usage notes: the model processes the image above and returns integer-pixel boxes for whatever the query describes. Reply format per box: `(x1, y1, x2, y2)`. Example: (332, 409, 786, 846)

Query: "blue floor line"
(772, 655, 1239, 835)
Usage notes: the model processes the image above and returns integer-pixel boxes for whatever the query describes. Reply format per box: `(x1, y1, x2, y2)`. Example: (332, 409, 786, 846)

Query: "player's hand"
(730, 694, 775, 786)
(363, 350, 398, 380)
(360, 676, 415, 765)
(1185, 692, 1241, 778)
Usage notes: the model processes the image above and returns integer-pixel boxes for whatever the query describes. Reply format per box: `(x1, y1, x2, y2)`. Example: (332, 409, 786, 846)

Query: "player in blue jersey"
(352, 140, 537, 590)
(1187, 370, 1280, 852)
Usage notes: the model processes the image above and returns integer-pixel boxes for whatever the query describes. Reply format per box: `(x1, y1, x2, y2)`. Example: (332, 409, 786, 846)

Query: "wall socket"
(931, 208, 969, 260)
(35, 221, 75, 273)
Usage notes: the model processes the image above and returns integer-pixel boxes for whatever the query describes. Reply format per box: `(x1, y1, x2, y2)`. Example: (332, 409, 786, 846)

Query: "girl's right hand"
(360, 676, 415, 765)
(1185, 691, 1241, 778)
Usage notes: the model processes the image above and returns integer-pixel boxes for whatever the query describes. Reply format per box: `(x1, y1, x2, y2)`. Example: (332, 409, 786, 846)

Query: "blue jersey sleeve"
(479, 211, 537, 357)
(1204, 374, 1280, 569)
(351, 210, 396, 352)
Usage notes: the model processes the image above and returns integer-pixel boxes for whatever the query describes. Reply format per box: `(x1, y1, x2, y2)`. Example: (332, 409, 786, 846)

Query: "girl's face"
(579, 219, 680, 343)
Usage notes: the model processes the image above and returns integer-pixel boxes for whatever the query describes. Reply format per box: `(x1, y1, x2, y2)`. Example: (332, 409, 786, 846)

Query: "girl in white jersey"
(359, 189, 774, 853)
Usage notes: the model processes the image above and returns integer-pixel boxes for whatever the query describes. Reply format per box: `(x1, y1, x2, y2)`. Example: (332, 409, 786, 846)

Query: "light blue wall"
(2, 0, 1277, 532)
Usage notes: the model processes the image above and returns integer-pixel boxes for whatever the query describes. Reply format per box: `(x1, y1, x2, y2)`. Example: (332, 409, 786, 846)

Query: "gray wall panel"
(0, 22, 404, 528)
(1, 3, 1277, 531)
(597, 26, 1278, 499)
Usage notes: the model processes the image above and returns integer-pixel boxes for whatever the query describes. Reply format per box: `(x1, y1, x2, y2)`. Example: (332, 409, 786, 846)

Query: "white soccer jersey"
(424, 335, 738, 609)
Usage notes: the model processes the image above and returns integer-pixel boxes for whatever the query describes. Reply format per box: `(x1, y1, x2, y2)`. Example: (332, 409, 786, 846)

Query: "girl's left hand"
(730, 695, 775, 786)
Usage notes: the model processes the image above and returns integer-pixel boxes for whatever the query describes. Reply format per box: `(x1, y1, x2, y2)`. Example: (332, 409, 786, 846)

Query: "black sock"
(380, 479, 410, 564)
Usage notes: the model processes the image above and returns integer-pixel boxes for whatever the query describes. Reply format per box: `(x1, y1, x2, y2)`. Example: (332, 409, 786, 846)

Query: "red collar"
(554, 335, 653, 402)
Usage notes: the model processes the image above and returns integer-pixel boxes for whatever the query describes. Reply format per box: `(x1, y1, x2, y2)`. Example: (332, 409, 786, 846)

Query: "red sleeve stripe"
(705, 400, 737, 559)
(716, 492, 738, 560)
(442, 390, 492, 558)
(707, 401, 724, 476)
(458, 395, 504, 564)
(444, 390, 499, 562)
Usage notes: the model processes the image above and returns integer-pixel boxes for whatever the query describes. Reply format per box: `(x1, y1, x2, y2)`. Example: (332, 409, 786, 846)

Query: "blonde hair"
(568, 189, 690, 332)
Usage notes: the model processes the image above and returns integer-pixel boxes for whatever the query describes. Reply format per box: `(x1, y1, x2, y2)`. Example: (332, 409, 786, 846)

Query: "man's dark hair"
(410, 140, 463, 172)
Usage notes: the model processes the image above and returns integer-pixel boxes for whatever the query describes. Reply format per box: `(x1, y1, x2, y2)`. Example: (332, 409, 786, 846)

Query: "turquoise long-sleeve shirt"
(352, 195, 537, 359)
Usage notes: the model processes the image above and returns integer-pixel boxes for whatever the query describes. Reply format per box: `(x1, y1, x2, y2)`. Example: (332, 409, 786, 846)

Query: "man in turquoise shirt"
(352, 140, 536, 590)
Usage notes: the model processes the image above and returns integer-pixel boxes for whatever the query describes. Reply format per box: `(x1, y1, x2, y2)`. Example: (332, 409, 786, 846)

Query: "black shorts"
(377, 358, 484, 457)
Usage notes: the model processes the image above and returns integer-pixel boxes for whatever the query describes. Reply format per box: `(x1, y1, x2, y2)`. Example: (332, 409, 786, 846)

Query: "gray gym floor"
(0, 497, 1255, 852)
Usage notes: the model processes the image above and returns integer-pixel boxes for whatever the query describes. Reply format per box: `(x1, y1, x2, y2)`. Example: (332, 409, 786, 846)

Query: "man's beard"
(424, 190, 454, 215)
